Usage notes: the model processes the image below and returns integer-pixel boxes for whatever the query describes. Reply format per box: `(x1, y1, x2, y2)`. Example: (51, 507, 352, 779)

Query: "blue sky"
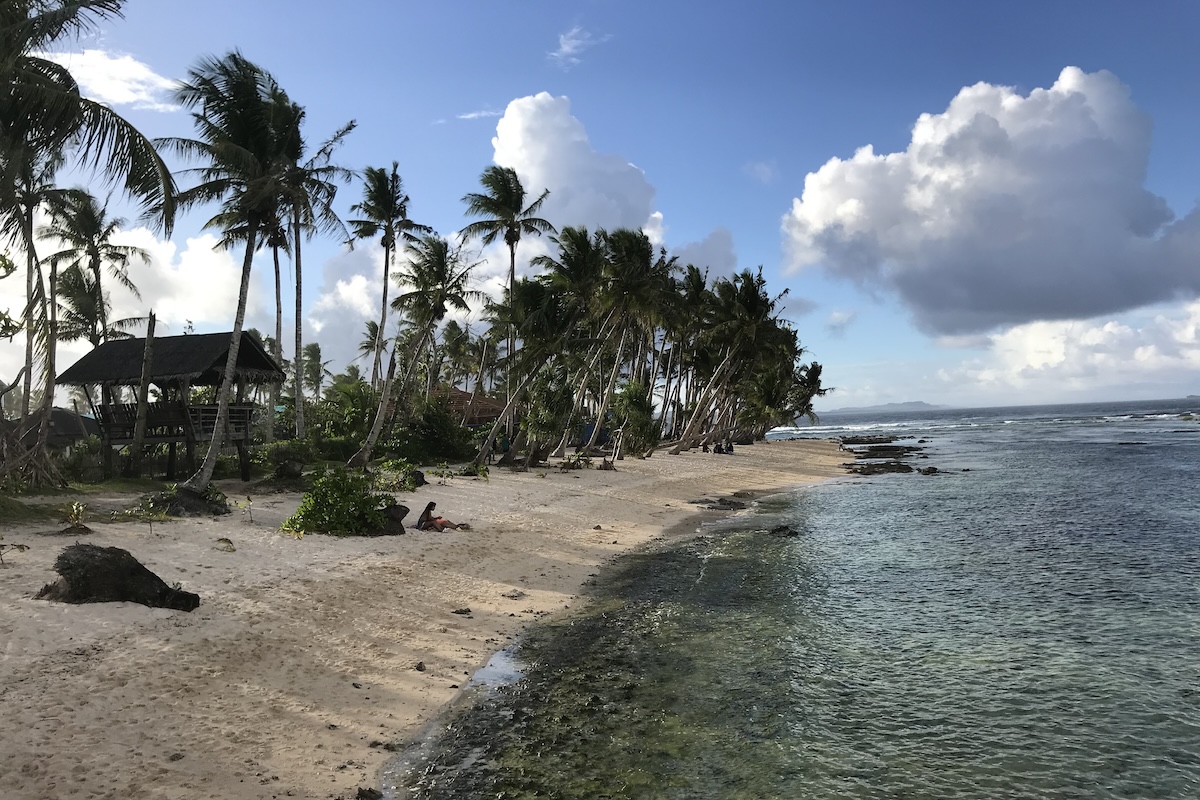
(9, 0, 1200, 410)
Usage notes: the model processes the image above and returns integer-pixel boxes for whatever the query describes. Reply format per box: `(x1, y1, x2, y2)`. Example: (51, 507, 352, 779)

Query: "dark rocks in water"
(717, 498, 747, 509)
(855, 444, 922, 459)
(36, 543, 200, 612)
(919, 466, 939, 475)
(731, 490, 754, 499)
(841, 434, 901, 445)
(355, 788, 383, 800)
(768, 525, 801, 537)
(845, 461, 914, 476)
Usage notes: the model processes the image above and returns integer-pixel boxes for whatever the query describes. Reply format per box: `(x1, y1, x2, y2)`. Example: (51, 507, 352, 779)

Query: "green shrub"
(376, 457, 419, 492)
(383, 401, 474, 464)
(281, 468, 396, 537)
(312, 435, 360, 463)
(55, 435, 104, 483)
(262, 439, 315, 468)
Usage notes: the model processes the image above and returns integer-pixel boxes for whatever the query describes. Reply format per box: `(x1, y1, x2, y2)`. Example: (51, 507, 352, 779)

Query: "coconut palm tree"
(460, 165, 555, 416)
(159, 51, 295, 493)
(40, 189, 148, 344)
(349, 163, 431, 388)
(55, 261, 143, 346)
(301, 341, 332, 399)
(1, 1, 174, 226)
(348, 235, 481, 466)
(276, 98, 355, 438)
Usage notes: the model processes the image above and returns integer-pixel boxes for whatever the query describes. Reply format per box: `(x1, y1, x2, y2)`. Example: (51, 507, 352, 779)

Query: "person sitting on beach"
(713, 441, 725, 454)
(701, 442, 710, 453)
(415, 502, 470, 532)
(725, 440, 735, 454)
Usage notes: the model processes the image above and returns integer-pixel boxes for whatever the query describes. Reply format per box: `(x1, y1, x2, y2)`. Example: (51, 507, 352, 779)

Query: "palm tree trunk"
(20, 208, 34, 421)
(292, 205, 305, 438)
(583, 328, 627, 450)
(349, 326, 432, 467)
(471, 355, 550, 469)
(668, 349, 737, 455)
(181, 222, 259, 493)
(506, 240, 517, 436)
(373, 239, 391, 390)
(268, 243, 282, 442)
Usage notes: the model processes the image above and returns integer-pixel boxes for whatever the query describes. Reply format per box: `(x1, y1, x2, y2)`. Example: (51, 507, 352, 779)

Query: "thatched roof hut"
(56, 332, 284, 388)
(433, 386, 506, 426)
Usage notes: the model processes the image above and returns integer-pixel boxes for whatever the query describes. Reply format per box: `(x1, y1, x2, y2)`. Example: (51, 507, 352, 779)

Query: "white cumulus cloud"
(784, 67, 1200, 335)
(492, 93, 658, 236)
(36, 49, 177, 112)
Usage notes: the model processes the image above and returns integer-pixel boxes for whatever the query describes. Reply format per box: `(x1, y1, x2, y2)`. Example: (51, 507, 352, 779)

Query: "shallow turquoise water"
(390, 399, 1200, 799)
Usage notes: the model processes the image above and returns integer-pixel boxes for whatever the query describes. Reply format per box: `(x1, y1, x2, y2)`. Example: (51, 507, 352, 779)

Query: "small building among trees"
(56, 332, 285, 480)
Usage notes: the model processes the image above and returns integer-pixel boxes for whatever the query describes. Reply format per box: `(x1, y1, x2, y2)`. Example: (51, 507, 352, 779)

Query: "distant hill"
(823, 401, 948, 414)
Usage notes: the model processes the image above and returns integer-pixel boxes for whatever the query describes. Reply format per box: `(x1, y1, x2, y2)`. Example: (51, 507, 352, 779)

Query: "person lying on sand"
(415, 502, 470, 532)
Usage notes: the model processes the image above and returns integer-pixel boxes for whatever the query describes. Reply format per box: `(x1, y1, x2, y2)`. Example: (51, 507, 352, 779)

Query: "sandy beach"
(0, 439, 844, 800)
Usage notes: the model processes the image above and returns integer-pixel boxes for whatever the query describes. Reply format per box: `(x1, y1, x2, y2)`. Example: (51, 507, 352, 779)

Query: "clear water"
(389, 399, 1200, 799)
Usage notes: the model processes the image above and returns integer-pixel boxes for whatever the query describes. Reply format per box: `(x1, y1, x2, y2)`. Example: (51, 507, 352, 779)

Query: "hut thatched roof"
(56, 332, 285, 387)
(433, 385, 506, 425)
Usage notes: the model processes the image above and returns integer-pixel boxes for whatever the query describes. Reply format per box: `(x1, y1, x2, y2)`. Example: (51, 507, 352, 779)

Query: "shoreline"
(0, 439, 845, 800)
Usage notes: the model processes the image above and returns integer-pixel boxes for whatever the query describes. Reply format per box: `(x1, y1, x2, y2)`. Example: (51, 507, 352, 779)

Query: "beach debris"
(731, 490, 754, 499)
(36, 543, 200, 611)
(593, 524, 602, 530)
(0, 534, 29, 565)
(352, 682, 363, 689)
(452, 607, 472, 615)
(354, 789, 383, 800)
(502, 589, 527, 600)
(168, 752, 185, 762)
(215, 537, 236, 552)
(414, 661, 426, 672)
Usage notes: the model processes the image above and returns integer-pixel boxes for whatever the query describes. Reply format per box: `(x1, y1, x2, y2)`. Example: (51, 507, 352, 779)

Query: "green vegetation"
(281, 468, 397, 537)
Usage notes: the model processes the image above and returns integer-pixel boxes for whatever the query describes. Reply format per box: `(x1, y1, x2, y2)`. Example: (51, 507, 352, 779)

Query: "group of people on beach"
(702, 440, 736, 455)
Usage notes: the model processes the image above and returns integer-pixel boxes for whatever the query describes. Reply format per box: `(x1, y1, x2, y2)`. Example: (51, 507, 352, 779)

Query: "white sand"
(0, 440, 845, 799)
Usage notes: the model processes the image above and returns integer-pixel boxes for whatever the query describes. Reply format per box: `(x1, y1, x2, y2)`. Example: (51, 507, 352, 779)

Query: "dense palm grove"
(0, 1, 827, 492)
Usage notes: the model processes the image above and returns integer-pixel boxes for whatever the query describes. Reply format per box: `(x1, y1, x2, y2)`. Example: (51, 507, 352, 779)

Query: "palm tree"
(40, 189, 148, 344)
(460, 165, 555, 417)
(1, 1, 174, 226)
(348, 235, 481, 467)
(276, 96, 355, 439)
(160, 51, 295, 493)
(55, 261, 143, 346)
(349, 163, 431, 388)
(301, 341, 332, 399)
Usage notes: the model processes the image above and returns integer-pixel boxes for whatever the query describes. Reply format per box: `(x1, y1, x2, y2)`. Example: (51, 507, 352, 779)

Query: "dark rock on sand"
(36, 543, 200, 611)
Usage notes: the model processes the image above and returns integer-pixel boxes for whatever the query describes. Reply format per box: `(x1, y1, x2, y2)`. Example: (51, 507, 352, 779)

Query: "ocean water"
(387, 398, 1200, 799)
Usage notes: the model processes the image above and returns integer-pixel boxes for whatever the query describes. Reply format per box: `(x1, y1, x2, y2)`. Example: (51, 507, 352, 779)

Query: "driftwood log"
(36, 543, 201, 612)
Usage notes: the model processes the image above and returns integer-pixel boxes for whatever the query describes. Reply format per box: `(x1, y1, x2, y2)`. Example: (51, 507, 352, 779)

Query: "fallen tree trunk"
(36, 543, 201, 612)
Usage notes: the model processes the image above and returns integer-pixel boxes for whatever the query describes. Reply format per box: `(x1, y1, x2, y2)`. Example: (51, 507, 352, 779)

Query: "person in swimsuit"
(415, 502, 469, 531)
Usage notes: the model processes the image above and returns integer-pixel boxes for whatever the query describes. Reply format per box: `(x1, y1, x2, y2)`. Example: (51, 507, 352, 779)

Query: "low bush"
(281, 468, 397, 537)
(383, 401, 474, 464)
(375, 457, 420, 492)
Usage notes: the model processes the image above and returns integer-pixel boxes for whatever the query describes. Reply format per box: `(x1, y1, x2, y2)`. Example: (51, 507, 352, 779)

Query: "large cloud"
(784, 67, 1200, 335)
(492, 93, 658, 238)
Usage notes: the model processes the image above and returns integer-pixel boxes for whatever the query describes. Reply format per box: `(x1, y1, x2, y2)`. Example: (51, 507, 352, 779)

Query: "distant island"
(822, 401, 949, 414)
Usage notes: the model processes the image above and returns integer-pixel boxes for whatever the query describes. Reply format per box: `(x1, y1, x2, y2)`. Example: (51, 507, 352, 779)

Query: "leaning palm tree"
(55, 261, 144, 347)
(460, 165, 555, 414)
(159, 51, 294, 493)
(349, 163, 431, 388)
(40, 189, 148, 344)
(348, 235, 481, 467)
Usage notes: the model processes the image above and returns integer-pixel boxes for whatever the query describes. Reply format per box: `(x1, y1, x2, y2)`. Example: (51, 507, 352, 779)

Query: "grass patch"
(0, 494, 59, 522)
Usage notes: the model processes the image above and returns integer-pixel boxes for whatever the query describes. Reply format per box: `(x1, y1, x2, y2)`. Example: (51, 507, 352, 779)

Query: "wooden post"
(126, 312, 155, 477)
